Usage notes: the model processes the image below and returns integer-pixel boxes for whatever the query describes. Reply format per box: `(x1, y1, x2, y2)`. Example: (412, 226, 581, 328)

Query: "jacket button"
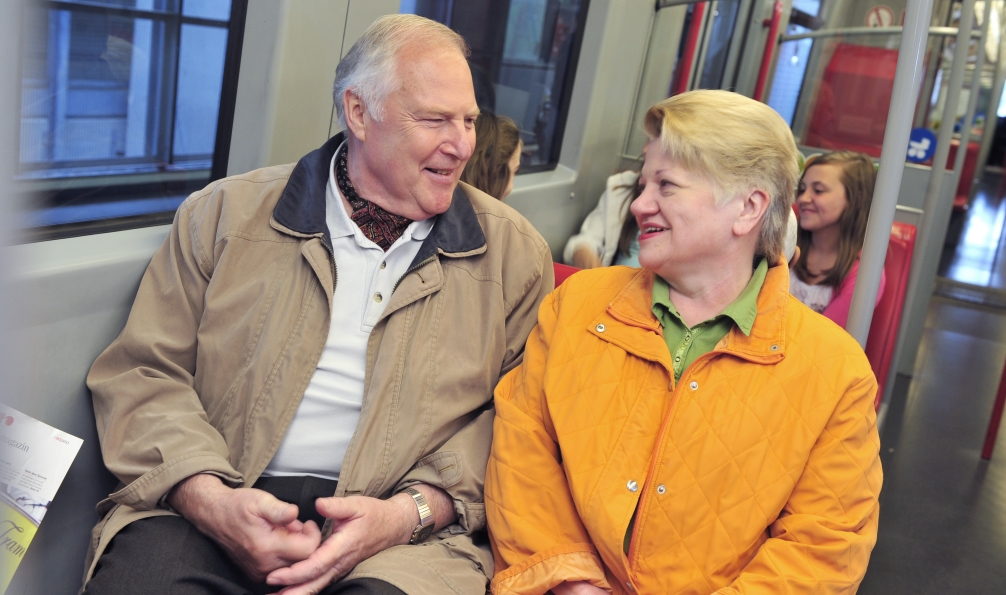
(626, 480, 638, 492)
(689, 381, 698, 390)
(374, 292, 383, 303)
(625, 581, 635, 591)
(596, 323, 606, 333)
(380, 261, 387, 269)
(770, 344, 779, 351)
(657, 484, 666, 494)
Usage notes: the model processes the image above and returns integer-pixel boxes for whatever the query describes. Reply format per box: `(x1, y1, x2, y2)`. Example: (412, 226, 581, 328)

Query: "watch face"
(413, 522, 436, 544)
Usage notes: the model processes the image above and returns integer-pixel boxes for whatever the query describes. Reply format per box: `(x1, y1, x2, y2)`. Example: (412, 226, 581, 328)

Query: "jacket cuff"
(396, 450, 486, 534)
(110, 452, 242, 510)
(491, 545, 610, 595)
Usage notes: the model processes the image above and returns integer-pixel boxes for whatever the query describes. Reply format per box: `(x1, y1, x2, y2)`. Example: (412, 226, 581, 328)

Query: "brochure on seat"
(0, 404, 82, 594)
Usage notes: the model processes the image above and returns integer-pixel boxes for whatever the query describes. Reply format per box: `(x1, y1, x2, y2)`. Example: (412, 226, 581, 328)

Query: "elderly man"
(82, 15, 552, 595)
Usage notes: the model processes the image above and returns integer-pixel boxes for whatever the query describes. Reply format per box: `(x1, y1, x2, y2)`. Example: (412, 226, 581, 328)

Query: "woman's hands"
(572, 246, 602, 269)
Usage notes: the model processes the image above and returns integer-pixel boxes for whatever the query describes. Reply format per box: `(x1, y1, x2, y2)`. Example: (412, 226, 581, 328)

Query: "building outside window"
(17, 0, 242, 236)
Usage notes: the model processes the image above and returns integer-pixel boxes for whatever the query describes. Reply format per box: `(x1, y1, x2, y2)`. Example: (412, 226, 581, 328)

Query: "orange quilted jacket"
(486, 263, 882, 595)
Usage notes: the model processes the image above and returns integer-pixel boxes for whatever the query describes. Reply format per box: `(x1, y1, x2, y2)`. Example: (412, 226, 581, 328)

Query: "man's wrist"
(390, 492, 422, 545)
(168, 473, 228, 525)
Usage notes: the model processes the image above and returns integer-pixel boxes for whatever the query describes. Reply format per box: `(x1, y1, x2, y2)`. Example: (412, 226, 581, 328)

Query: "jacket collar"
(606, 260, 790, 363)
(272, 132, 486, 267)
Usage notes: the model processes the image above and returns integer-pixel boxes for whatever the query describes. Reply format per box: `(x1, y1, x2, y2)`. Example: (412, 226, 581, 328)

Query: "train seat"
(864, 222, 917, 410)
(553, 263, 581, 287)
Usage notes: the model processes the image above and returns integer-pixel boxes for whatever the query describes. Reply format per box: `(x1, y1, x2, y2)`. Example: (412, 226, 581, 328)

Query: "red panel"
(864, 222, 917, 410)
(553, 263, 581, 288)
(947, 139, 980, 210)
(803, 44, 900, 157)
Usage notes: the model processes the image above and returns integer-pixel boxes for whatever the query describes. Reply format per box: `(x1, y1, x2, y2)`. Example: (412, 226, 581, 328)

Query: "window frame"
(16, 0, 248, 243)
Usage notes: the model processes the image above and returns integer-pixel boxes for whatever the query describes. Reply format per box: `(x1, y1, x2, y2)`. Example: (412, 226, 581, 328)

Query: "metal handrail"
(845, 0, 936, 349)
(779, 25, 980, 43)
(670, 1, 707, 95)
(754, 0, 785, 102)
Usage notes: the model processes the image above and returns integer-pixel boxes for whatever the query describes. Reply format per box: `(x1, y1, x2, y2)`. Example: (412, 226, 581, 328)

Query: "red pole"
(981, 357, 1006, 459)
(670, 2, 707, 96)
(753, 0, 784, 102)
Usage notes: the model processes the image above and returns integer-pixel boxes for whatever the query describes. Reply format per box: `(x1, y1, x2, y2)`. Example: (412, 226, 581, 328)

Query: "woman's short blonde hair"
(643, 90, 800, 261)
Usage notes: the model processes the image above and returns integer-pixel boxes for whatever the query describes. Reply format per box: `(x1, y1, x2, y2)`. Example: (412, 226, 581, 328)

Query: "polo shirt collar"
(652, 258, 768, 336)
(325, 141, 436, 245)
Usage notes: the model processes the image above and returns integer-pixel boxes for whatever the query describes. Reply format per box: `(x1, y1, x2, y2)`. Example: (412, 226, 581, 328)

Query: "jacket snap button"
(657, 484, 666, 494)
(380, 261, 387, 269)
(625, 581, 635, 591)
(596, 323, 606, 333)
(626, 479, 638, 492)
(689, 381, 698, 390)
(770, 344, 779, 351)
(374, 292, 383, 303)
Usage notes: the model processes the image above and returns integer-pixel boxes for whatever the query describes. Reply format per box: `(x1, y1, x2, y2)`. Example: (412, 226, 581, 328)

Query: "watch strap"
(403, 487, 434, 544)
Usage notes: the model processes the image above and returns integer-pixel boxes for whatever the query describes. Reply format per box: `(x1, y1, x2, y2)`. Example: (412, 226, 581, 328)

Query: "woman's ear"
(733, 189, 771, 238)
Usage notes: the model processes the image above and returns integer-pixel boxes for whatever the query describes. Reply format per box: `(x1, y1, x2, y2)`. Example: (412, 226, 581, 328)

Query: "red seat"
(553, 263, 581, 287)
(864, 222, 917, 410)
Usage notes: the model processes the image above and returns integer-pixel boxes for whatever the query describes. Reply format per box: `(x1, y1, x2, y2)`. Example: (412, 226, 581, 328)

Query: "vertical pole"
(671, 2, 707, 95)
(951, 0, 992, 190)
(886, 0, 976, 363)
(845, 0, 937, 346)
(753, 0, 783, 102)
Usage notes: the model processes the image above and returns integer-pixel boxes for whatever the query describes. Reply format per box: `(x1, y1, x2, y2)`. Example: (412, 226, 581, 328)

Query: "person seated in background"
(82, 15, 552, 595)
(564, 168, 799, 268)
(485, 90, 882, 595)
(790, 150, 886, 329)
(460, 110, 522, 201)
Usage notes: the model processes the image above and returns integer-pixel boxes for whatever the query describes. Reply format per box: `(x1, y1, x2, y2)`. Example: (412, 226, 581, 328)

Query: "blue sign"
(906, 128, 937, 163)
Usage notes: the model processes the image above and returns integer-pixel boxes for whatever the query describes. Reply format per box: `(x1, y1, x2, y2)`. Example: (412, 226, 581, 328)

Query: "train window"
(767, 0, 822, 126)
(400, 0, 590, 173)
(16, 0, 246, 241)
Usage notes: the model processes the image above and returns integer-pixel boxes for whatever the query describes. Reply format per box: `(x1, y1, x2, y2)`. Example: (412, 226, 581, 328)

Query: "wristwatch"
(403, 487, 435, 544)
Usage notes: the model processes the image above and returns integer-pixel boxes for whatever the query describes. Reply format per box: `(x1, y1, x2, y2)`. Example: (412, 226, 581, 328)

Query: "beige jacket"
(84, 133, 554, 594)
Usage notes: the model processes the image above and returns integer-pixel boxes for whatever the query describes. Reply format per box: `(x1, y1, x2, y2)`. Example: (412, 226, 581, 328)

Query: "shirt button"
(596, 323, 606, 333)
(374, 293, 383, 303)
(380, 261, 387, 269)
(657, 484, 666, 494)
(626, 480, 638, 492)
(674, 356, 681, 362)
(689, 381, 698, 390)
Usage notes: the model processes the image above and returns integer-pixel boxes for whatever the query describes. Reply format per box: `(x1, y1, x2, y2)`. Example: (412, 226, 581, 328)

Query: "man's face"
(355, 45, 479, 220)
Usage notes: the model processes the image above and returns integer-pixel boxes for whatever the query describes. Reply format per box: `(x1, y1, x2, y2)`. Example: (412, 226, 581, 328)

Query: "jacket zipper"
(392, 254, 436, 293)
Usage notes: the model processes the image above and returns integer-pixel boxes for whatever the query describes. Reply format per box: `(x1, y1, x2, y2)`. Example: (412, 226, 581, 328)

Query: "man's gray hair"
(333, 14, 470, 129)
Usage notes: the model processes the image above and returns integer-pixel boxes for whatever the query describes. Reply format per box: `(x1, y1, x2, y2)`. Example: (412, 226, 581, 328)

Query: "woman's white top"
(563, 171, 638, 266)
(789, 269, 833, 314)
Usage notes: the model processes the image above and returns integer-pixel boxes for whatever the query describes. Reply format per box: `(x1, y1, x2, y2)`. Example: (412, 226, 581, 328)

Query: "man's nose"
(443, 121, 474, 161)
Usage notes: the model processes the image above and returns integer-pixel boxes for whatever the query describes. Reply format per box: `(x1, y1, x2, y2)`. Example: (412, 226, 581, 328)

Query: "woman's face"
(630, 144, 739, 278)
(501, 142, 522, 201)
(796, 164, 848, 233)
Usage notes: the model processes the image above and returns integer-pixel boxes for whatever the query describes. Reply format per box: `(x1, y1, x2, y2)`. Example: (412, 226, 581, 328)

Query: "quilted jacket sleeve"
(87, 196, 242, 510)
(486, 290, 612, 595)
(716, 369, 882, 594)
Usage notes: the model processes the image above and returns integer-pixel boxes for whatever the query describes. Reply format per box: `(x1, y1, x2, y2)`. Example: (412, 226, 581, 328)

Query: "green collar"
(651, 258, 768, 336)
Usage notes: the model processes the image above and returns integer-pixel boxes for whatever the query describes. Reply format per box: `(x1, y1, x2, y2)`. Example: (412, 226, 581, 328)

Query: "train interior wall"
(6, 0, 1006, 592)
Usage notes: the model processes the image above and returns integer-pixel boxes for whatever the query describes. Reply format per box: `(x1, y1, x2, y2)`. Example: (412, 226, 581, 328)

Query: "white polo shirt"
(262, 144, 434, 480)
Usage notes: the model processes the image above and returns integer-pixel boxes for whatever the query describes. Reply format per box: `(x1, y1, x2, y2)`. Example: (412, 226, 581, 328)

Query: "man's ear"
(733, 189, 771, 238)
(343, 89, 368, 142)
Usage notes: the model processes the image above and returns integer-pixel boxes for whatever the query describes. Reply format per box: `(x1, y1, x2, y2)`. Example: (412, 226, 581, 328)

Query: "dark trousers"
(83, 476, 407, 595)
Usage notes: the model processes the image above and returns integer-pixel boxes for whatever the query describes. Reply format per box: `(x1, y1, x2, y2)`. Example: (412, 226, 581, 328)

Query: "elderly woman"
(485, 90, 882, 595)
